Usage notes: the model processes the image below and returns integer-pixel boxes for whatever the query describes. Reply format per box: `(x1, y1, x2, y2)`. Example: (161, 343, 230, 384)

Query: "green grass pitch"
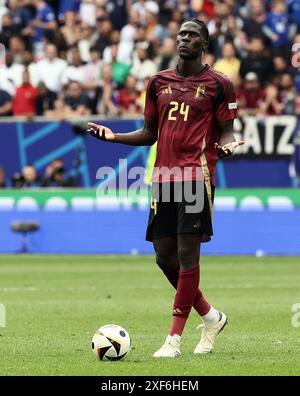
(0, 255, 299, 376)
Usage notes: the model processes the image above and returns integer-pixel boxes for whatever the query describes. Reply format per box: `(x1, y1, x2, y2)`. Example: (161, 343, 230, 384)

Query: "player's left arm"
(215, 119, 244, 158)
(214, 76, 245, 158)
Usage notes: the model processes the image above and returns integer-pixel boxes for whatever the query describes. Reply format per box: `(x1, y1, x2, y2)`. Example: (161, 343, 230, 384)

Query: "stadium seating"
(16, 197, 39, 211)
(267, 196, 294, 211)
(214, 197, 237, 211)
(71, 197, 95, 211)
(95, 197, 121, 211)
(44, 197, 68, 211)
(239, 196, 264, 211)
(0, 198, 14, 211)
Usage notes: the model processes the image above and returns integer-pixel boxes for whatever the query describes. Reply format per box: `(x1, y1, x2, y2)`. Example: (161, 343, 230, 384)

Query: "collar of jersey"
(174, 64, 209, 79)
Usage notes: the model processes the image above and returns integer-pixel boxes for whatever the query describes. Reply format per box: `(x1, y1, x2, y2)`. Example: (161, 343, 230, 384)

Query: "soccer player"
(87, 19, 244, 357)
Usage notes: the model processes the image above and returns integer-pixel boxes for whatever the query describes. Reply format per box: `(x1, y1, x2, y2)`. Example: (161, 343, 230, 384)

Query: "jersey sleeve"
(143, 76, 158, 119)
(215, 78, 237, 123)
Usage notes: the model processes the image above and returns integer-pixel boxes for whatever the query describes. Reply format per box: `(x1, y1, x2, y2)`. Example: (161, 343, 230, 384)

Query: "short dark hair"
(183, 18, 209, 41)
(90, 45, 100, 53)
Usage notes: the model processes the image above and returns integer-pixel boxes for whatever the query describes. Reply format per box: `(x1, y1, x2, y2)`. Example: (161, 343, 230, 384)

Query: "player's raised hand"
(87, 122, 116, 142)
(214, 141, 245, 158)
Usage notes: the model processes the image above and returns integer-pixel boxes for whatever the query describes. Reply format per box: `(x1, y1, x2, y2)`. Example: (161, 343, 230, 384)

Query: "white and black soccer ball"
(92, 324, 131, 361)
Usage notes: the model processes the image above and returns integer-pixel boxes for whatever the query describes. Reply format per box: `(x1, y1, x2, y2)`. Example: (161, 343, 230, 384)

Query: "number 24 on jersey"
(168, 101, 190, 122)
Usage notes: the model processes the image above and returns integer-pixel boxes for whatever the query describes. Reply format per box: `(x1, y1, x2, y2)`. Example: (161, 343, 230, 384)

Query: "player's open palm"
(87, 122, 116, 142)
(214, 141, 245, 158)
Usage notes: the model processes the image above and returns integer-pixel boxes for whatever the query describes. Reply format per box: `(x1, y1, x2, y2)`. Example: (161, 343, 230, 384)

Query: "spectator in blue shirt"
(29, 0, 57, 56)
(262, 0, 291, 57)
(106, 0, 128, 31)
(8, 0, 33, 31)
(58, 0, 80, 23)
(288, 0, 300, 32)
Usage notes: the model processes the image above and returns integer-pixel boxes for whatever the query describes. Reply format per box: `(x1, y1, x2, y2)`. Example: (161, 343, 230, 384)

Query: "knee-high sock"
(169, 267, 199, 337)
(163, 268, 210, 316)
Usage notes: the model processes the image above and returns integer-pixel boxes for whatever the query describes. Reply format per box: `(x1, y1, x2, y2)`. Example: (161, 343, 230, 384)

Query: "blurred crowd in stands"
(0, 0, 299, 120)
(1, 0, 300, 188)
(0, 159, 79, 188)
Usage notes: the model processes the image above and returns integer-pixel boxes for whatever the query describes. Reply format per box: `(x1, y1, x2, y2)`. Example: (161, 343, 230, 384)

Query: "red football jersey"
(144, 65, 237, 184)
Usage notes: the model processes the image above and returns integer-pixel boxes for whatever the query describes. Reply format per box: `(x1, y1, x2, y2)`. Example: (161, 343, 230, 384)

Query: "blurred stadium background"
(0, 0, 300, 255)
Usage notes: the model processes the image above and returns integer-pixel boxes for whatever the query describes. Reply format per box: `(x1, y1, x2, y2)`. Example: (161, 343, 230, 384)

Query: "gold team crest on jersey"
(194, 84, 205, 99)
(162, 85, 173, 94)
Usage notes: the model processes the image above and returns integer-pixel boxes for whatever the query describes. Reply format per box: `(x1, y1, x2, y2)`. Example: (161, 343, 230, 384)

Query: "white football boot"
(153, 334, 181, 358)
(194, 312, 228, 354)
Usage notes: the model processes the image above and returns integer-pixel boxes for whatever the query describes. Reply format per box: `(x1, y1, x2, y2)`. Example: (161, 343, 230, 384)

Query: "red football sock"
(193, 288, 211, 316)
(163, 269, 211, 317)
(169, 267, 199, 337)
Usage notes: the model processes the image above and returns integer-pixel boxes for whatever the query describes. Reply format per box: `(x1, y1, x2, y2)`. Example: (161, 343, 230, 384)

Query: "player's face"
(176, 22, 208, 60)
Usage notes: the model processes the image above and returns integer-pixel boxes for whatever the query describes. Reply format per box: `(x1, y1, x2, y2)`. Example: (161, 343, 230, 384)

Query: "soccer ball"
(92, 324, 131, 361)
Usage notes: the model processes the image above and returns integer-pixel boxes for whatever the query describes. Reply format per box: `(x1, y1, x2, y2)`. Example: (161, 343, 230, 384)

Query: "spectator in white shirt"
(103, 29, 133, 66)
(120, 9, 140, 45)
(130, 44, 157, 90)
(78, 23, 94, 63)
(131, 0, 159, 25)
(79, 0, 97, 27)
(35, 44, 67, 93)
(0, 52, 24, 96)
(61, 46, 86, 87)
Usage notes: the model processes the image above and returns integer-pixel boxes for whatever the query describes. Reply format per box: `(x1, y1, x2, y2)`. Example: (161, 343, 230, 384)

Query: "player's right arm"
(87, 75, 159, 146)
(86, 117, 158, 146)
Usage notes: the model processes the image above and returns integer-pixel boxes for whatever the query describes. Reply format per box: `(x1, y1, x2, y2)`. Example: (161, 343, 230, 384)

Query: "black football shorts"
(146, 180, 215, 243)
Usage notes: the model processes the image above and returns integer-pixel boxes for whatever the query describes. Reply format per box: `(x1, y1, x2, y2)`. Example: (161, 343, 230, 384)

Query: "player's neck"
(176, 60, 206, 78)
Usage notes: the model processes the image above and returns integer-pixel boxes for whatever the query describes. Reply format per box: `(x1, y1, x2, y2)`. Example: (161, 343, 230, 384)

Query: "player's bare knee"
(156, 253, 177, 272)
(177, 246, 199, 269)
